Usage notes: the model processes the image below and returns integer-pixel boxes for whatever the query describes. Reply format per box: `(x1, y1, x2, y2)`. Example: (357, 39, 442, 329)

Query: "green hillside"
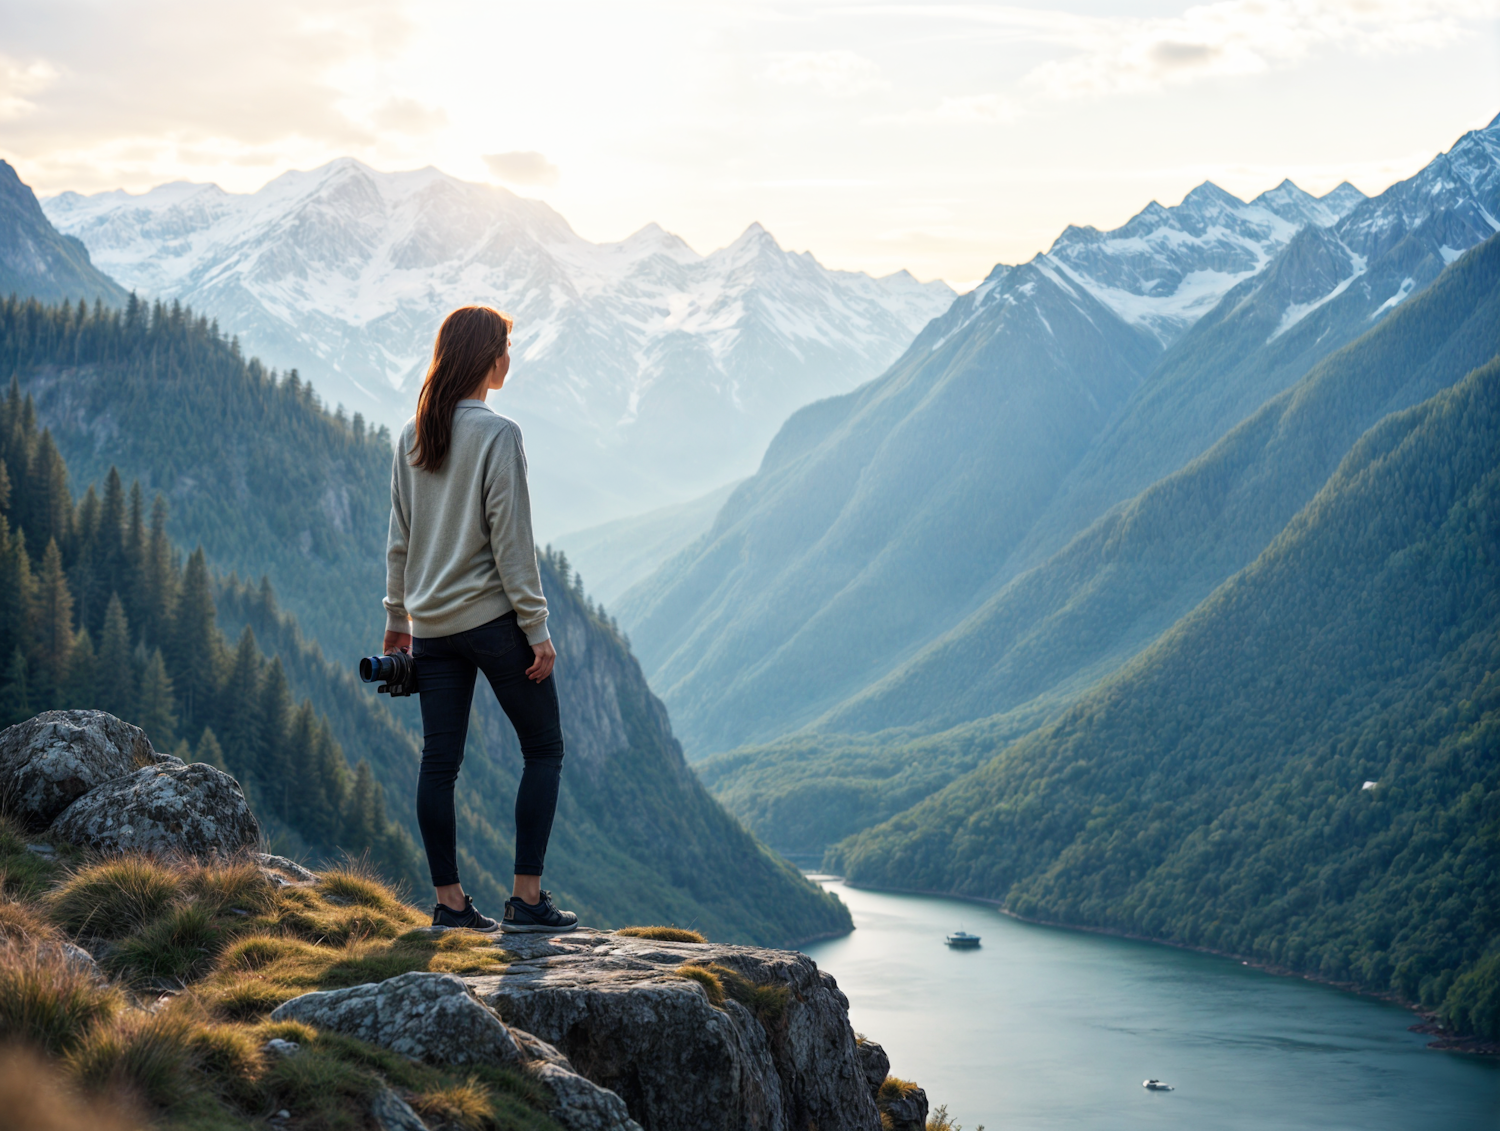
(830, 356, 1500, 1038)
(1, 294, 392, 662)
(706, 233, 1500, 858)
(0, 374, 420, 886)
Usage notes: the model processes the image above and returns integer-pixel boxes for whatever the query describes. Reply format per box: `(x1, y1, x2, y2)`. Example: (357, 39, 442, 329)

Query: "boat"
(1142, 1079, 1174, 1091)
(945, 931, 981, 948)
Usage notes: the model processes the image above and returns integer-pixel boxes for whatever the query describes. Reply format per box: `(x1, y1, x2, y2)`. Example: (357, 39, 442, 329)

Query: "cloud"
(1020, 0, 1498, 98)
(764, 50, 888, 97)
(371, 98, 448, 135)
(484, 150, 560, 186)
(0, 56, 58, 120)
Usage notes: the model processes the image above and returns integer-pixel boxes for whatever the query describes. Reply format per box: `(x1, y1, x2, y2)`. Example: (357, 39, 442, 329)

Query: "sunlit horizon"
(4, 0, 1498, 285)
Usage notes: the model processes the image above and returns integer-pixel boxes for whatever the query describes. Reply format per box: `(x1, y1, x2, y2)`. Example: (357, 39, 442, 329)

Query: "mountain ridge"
(43, 159, 954, 533)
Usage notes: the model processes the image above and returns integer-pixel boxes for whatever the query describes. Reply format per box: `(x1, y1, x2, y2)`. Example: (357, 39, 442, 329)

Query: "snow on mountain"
(1042, 178, 1365, 344)
(43, 160, 954, 532)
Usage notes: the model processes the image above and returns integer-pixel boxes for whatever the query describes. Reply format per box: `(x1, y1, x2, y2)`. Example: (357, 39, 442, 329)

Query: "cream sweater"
(384, 400, 550, 644)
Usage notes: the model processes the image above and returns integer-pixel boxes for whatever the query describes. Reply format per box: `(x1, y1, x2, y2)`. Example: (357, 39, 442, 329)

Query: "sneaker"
(431, 895, 500, 932)
(502, 890, 579, 933)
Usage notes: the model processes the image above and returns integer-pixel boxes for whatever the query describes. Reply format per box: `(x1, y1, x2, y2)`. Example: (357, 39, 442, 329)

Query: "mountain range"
(623, 114, 1500, 765)
(41, 163, 953, 533)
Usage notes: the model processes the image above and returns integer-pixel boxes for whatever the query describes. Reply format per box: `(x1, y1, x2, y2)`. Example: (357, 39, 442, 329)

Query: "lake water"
(801, 880, 1500, 1131)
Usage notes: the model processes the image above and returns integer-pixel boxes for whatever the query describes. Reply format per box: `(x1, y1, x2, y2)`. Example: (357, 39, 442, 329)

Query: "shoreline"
(827, 877, 1498, 1057)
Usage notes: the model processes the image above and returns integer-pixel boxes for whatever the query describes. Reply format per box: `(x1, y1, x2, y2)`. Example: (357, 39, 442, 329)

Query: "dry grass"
(674, 963, 726, 1005)
(0, 850, 563, 1130)
(0, 1045, 144, 1131)
(879, 1075, 921, 1102)
(617, 925, 706, 943)
(47, 859, 182, 938)
(672, 962, 790, 1025)
(0, 945, 124, 1055)
(412, 1076, 494, 1130)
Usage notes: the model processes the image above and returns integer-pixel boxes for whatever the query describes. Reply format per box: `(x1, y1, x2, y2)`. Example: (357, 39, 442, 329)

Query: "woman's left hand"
(527, 639, 556, 683)
(384, 630, 413, 655)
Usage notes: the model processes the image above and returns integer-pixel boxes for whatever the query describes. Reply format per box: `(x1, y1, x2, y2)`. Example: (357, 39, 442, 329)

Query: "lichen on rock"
(0, 710, 163, 827)
(48, 759, 259, 856)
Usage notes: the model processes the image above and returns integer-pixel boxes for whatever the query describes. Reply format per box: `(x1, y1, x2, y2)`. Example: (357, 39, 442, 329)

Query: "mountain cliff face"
(0, 162, 126, 307)
(42, 162, 953, 532)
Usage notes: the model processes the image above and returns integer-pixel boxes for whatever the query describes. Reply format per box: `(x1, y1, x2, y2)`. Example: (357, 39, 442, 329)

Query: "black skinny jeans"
(412, 612, 564, 887)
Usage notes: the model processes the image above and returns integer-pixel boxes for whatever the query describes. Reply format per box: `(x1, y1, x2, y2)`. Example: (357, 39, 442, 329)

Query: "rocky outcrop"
(271, 971, 527, 1068)
(855, 1038, 890, 1095)
(49, 759, 259, 856)
(0, 711, 162, 827)
(879, 1084, 929, 1131)
(468, 929, 882, 1131)
(272, 971, 640, 1131)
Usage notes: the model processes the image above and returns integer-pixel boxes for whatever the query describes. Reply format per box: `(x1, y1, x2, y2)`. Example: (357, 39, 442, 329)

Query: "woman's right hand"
(384, 630, 413, 655)
(526, 639, 556, 683)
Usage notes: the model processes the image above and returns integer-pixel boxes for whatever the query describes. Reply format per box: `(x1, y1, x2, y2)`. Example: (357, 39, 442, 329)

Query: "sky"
(2, 0, 1498, 287)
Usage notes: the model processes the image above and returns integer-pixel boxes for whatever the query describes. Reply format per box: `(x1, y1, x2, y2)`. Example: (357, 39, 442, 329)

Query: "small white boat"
(945, 930, 981, 948)
(1143, 1079, 1174, 1092)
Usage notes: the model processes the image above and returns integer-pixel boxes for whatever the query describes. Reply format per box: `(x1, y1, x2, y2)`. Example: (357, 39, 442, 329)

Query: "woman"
(383, 305, 577, 934)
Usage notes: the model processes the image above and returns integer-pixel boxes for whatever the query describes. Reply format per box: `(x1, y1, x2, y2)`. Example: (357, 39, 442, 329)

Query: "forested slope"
(0, 297, 849, 945)
(831, 357, 1500, 1038)
(0, 374, 421, 885)
(704, 234, 1500, 855)
(0, 294, 392, 662)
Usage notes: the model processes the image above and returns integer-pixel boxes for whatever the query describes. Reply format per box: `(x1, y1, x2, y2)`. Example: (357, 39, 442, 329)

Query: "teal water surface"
(802, 880, 1499, 1131)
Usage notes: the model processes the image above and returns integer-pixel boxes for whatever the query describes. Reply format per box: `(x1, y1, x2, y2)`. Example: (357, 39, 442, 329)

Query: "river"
(800, 879, 1500, 1131)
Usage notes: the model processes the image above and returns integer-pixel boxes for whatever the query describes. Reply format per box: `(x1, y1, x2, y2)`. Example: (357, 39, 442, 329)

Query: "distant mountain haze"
(698, 230, 1500, 859)
(617, 160, 1382, 756)
(41, 160, 954, 534)
(0, 161, 126, 308)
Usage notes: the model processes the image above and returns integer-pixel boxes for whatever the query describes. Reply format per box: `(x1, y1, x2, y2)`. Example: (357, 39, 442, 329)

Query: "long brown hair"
(409, 305, 513, 472)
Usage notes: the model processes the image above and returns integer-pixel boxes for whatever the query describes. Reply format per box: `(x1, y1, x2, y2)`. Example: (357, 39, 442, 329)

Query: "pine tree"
(141, 495, 174, 648)
(170, 548, 219, 733)
(193, 727, 227, 771)
(65, 628, 96, 710)
(255, 663, 296, 819)
(96, 594, 136, 721)
(218, 627, 264, 776)
(0, 647, 29, 727)
(70, 486, 104, 634)
(0, 520, 34, 644)
(32, 538, 73, 703)
(25, 432, 72, 556)
(122, 482, 145, 630)
(136, 646, 177, 748)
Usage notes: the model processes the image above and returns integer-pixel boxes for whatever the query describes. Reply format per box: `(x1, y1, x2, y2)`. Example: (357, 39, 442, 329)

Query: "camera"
(359, 650, 418, 697)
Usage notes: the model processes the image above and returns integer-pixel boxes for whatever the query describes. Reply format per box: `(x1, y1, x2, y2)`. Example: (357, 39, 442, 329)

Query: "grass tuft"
(879, 1074, 921, 1101)
(617, 925, 706, 943)
(413, 1077, 493, 1130)
(182, 861, 277, 916)
(65, 1005, 198, 1110)
(316, 864, 404, 911)
(108, 902, 226, 985)
(0, 945, 124, 1054)
(674, 963, 726, 1006)
(0, 895, 56, 941)
(47, 860, 182, 939)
